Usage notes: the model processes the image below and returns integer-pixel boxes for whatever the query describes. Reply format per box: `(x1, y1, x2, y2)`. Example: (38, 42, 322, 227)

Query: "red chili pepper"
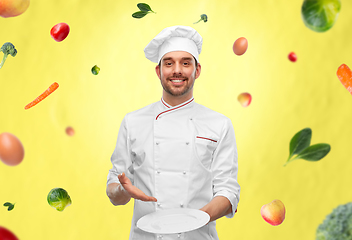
(50, 23, 70, 42)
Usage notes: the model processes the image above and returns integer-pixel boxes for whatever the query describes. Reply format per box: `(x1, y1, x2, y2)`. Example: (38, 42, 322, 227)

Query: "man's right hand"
(118, 172, 157, 202)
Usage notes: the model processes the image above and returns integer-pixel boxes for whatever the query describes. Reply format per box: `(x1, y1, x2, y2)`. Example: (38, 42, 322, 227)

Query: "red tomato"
(288, 52, 297, 62)
(0, 226, 19, 240)
(50, 23, 70, 42)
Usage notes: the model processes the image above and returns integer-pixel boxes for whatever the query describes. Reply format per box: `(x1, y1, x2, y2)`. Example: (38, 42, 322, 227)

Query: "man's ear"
(155, 65, 161, 79)
(195, 63, 201, 79)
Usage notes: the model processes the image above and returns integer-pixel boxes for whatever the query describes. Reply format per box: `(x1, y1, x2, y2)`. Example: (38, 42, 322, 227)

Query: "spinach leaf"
(132, 3, 155, 19)
(296, 143, 331, 161)
(284, 128, 331, 166)
(132, 11, 149, 18)
(289, 128, 311, 159)
(137, 3, 153, 12)
(3, 202, 15, 211)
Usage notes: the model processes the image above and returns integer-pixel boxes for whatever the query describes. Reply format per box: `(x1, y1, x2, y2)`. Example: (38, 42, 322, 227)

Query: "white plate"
(137, 208, 210, 234)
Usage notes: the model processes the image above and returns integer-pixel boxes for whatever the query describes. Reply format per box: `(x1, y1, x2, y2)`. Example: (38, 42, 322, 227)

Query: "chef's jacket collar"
(161, 97, 172, 109)
(160, 96, 194, 110)
(157, 96, 195, 120)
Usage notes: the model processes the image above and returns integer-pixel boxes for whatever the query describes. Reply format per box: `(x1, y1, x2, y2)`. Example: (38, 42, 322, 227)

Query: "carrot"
(24, 82, 59, 110)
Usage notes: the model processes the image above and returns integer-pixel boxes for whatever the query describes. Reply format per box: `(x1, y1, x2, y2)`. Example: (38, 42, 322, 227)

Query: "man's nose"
(173, 62, 182, 74)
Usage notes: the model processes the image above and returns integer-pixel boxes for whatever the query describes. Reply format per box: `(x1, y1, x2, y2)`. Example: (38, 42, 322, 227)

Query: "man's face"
(155, 51, 201, 98)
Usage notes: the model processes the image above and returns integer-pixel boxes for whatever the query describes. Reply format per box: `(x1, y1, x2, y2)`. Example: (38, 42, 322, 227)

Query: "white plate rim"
(136, 208, 210, 234)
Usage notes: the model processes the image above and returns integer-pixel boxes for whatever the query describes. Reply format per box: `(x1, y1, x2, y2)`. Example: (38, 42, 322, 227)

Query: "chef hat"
(144, 25, 203, 64)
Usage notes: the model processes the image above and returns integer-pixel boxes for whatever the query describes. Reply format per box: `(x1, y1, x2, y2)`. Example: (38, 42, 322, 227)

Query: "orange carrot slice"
(24, 82, 59, 110)
(337, 64, 352, 95)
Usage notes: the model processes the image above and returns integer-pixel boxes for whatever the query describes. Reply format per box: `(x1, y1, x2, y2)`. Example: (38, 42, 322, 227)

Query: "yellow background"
(1, 0, 351, 239)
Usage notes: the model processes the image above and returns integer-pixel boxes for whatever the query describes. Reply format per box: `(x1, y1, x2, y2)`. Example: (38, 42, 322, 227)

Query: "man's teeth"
(171, 80, 184, 82)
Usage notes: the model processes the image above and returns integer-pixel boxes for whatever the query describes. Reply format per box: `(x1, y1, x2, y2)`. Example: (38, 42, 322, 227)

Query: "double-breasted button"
(186, 142, 189, 145)
(156, 170, 160, 174)
(183, 171, 186, 174)
(180, 203, 184, 207)
(156, 142, 159, 145)
(157, 203, 161, 207)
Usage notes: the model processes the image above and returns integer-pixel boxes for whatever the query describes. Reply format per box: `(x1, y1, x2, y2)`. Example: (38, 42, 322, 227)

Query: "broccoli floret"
(193, 14, 208, 24)
(316, 202, 352, 240)
(0, 42, 17, 69)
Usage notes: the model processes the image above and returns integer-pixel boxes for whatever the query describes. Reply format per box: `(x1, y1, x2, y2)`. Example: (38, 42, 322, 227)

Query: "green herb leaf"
(7, 204, 14, 211)
(137, 3, 152, 12)
(289, 128, 312, 159)
(3, 202, 15, 211)
(296, 143, 331, 161)
(132, 11, 149, 19)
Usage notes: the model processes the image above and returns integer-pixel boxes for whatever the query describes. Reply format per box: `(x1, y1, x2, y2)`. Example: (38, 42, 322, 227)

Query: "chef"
(106, 25, 240, 240)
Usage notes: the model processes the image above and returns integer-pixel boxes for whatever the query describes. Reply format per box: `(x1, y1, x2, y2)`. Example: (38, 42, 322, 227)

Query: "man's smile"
(169, 77, 187, 86)
(170, 79, 186, 86)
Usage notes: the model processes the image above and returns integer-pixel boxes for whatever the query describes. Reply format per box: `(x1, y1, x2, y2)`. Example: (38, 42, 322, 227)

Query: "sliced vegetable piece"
(24, 82, 59, 110)
(337, 64, 352, 95)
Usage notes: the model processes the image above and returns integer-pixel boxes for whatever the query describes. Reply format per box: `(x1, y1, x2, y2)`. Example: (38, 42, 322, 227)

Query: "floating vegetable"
(47, 188, 72, 211)
(0, 132, 24, 166)
(132, 3, 155, 18)
(284, 128, 330, 166)
(0, 42, 17, 69)
(24, 82, 59, 110)
(3, 202, 15, 211)
(0, 226, 18, 240)
(301, 0, 341, 32)
(233, 37, 248, 56)
(0, 0, 30, 18)
(288, 52, 297, 62)
(194, 14, 207, 24)
(50, 23, 70, 42)
(316, 202, 352, 240)
(336, 64, 352, 95)
(91, 65, 100, 75)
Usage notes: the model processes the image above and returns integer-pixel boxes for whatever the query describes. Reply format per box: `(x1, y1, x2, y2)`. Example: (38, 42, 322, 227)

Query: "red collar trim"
(161, 98, 171, 108)
(156, 98, 194, 120)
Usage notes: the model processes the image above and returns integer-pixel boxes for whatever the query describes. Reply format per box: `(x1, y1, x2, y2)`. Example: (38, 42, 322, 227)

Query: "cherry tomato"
(0, 226, 19, 240)
(50, 23, 70, 42)
(288, 52, 297, 62)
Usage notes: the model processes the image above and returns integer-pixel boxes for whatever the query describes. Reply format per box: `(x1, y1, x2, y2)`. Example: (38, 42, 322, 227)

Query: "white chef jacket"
(107, 96, 240, 240)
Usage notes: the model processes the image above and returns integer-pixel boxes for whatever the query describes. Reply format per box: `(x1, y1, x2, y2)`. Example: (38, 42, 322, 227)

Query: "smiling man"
(156, 50, 200, 106)
(106, 25, 240, 240)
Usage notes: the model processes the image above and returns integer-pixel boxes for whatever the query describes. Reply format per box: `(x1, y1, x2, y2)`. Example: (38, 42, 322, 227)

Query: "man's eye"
(183, 62, 190, 65)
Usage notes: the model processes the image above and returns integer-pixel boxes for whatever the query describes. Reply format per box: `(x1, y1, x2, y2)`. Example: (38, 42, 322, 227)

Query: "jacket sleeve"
(107, 114, 134, 186)
(211, 117, 240, 218)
